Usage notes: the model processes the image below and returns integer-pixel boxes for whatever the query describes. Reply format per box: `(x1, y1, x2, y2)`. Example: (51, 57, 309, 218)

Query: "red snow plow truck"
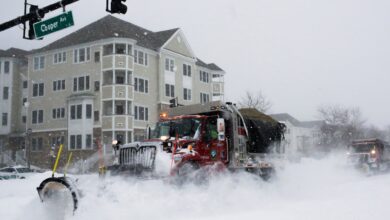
(108, 101, 286, 180)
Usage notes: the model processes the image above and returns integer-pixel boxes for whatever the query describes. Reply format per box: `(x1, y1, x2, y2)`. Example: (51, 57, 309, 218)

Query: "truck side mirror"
(217, 118, 225, 141)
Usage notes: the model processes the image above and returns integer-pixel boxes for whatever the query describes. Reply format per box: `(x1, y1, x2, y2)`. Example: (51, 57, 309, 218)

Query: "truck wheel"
(178, 162, 198, 177)
(259, 167, 274, 181)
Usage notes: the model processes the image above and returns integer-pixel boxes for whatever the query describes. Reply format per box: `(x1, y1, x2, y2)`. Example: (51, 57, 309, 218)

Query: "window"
(53, 51, 66, 64)
(94, 110, 99, 122)
(115, 70, 125, 84)
(183, 88, 192, 100)
(115, 101, 125, 115)
(0, 61, 2, 73)
(86, 134, 92, 149)
(2, 113, 7, 126)
(104, 43, 133, 56)
(51, 136, 64, 147)
(200, 71, 209, 83)
(183, 64, 192, 77)
(32, 83, 44, 97)
(115, 43, 126, 54)
(4, 61, 10, 73)
(77, 105, 82, 119)
(134, 77, 148, 93)
(70, 104, 82, 120)
(134, 49, 148, 65)
(3, 87, 8, 100)
(200, 93, 210, 104)
(165, 84, 175, 97)
(165, 58, 174, 72)
(70, 135, 75, 149)
(22, 116, 26, 123)
(52, 108, 65, 119)
(23, 81, 28, 89)
(22, 98, 27, 106)
(86, 104, 92, 119)
(134, 106, 149, 121)
(70, 135, 82, 150)
(53, 80, 65, 91)
(33, 56, 45, 70)
(32, 110, 43, 124)
(31, 137, 43, 151)
(74, 47, 90, 63)
(94, 81, 100, 91)
(76, 135, 82, 149)
(73, 76, 90, 92)
(94, 51, 100, 63)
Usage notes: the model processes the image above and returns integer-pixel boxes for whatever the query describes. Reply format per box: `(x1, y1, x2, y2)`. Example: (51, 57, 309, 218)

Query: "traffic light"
(27, 5, 45, 39)
(110, 0, 127, 14)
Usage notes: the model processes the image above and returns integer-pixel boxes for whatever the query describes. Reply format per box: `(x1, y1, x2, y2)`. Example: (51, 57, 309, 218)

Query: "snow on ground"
(1, 154, 390, 220)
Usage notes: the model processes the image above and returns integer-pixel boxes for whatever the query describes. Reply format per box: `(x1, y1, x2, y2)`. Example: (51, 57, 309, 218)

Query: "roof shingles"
(32, 15, 178, 53)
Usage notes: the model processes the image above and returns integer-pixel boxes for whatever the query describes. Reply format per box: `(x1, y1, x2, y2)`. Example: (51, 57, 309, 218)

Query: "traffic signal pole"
(0, 0, 79, 32)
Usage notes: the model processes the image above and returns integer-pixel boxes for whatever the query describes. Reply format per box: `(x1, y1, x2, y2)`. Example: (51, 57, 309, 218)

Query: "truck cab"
(347, 138, 390, 173)
(111, 101, 285, 180)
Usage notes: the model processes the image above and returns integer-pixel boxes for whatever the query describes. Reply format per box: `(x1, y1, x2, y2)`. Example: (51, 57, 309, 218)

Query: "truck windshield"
(151, 118, 201, 140)
(351, 144, 374, 153)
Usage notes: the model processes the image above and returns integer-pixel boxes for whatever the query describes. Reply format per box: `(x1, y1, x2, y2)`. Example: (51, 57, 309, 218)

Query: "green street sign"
(33, 11, 74, 39)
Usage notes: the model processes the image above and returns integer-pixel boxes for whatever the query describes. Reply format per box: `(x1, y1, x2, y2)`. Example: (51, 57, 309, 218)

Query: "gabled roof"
(270, 113, 323, 128)
(0, 48, 28, 58)
(270, 113, 301, 126)
(196, 58, 224, 72)
(32, 15, 178, 53)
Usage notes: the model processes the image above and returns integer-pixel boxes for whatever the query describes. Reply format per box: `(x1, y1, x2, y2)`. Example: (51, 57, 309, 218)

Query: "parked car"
(0, 166, 37, 180)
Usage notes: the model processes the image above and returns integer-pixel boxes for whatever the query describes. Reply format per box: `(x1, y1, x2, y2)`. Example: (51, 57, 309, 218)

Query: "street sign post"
(33, 11, 74, 39)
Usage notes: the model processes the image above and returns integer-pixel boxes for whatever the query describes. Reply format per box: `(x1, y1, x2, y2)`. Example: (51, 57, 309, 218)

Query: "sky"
(1, 0, 389, 128)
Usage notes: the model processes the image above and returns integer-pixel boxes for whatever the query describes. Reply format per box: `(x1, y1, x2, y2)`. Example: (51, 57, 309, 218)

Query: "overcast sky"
(1, 0, 389, 128)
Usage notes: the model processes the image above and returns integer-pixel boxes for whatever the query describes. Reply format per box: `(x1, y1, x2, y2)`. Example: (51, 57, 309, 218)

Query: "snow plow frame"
(36, 176, 79, 213)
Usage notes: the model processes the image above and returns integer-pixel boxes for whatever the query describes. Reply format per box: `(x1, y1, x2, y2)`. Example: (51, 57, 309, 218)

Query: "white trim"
(160, 48, 196, 62)
(160, 29, 196, 59)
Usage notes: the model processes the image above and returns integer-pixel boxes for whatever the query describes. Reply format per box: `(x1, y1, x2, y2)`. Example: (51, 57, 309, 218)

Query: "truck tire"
(178, 162, 198, 177)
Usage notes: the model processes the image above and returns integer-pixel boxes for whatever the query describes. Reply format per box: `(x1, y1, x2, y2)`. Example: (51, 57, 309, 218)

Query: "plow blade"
(36, 177, 80, 213)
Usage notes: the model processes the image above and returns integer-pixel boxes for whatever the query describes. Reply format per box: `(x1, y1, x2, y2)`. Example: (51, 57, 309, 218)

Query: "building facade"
(0, 48, 29, 166)
(1, 15, 225, 168)
(270, 113, 323, 159)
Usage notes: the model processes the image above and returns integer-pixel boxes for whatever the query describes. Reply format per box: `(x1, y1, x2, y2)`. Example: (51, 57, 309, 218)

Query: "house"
(270, 113, 323, 158)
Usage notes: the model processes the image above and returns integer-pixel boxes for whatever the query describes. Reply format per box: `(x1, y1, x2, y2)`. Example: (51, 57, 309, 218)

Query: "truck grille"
(119, 145, 157, 171)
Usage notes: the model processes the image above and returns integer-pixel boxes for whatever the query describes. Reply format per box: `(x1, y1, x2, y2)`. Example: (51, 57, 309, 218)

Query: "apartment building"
(0, 48, 28, 165)
(18, 15, 225, 168)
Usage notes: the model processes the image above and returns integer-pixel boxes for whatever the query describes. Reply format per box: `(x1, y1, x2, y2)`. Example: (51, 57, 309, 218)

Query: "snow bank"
(1, 154, 390, 220)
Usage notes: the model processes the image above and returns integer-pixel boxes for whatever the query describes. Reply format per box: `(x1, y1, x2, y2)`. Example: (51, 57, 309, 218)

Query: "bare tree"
(363, 125, 386, 140)
(238, 90, 272, 113)
(317, 105, 365, 148)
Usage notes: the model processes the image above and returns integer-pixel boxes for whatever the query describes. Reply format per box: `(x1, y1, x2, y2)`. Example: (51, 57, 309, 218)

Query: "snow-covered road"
(1, 154, 390, 220)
